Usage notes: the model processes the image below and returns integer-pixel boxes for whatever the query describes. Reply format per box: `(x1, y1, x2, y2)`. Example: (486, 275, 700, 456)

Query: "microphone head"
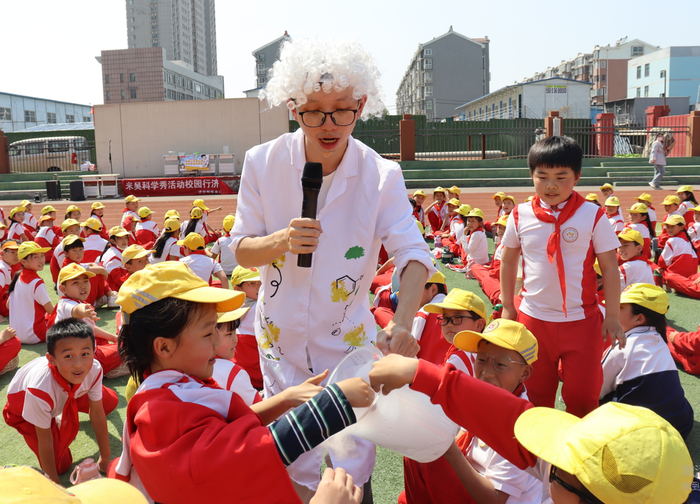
(301, 162, 323, 190)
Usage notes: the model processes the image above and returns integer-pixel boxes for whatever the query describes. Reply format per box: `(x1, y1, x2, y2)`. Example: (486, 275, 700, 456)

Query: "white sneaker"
(95, 295, 108, 308)
(107, 293, 119, 308)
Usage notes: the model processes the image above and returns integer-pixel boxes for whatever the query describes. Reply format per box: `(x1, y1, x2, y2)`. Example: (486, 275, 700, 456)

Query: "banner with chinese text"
(121, 177, 236, 197)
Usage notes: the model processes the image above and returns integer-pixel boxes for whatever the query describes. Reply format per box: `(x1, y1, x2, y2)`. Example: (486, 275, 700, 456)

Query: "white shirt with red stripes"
(8, 222, 24, 242)
(211, 359, 260, 406)
(688, 222, 700, 243)
(83, 235, 108, 263)
(660, 236, 695, 269)
(620, 260, 655, 290)
(411, 293, 446, 342)
(9, 271, 51, 344)
(447, 350, 476, 377)
(179, 253, 223, 283)
(607, 213, 624, 233)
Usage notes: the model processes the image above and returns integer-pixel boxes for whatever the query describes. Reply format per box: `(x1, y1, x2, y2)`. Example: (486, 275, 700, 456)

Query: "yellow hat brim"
(70, 477, 149, 503)
(60, 270, 97, 284)
(172, 287, 245, 314)
(423, 300, 486, 321)
(217, 306, 251, 323)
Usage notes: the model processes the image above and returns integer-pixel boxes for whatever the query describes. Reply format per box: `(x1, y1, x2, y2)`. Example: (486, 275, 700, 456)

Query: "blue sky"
(1, 0, 698, 112)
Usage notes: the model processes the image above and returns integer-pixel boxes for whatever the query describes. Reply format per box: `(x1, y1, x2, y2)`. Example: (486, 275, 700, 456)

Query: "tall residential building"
(125, 0, 218, 77)
(250, 31, 291, 90)
(396, 27, 490, 121)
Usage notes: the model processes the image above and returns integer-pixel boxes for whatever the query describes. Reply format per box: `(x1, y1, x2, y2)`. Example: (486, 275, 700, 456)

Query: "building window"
(601, 74, 606, 82)
(150, 4, 157, 11)
(106, 91, 111, 100)
(120, 73, 124, 83)
(425, 72, 432, 82)
(424, 58, 432, 70)
(644, 86, 649, 97)
(130, 89, 137, 99)
(258, 53, 265, 61)
(636, 66, 641, 79)
(66, 114, 75, 123)
(632, 46, 644, 57)
(424, 48, 432, 56)
(644, 63, 650, 77)
(47, 112, 56, 124)
(130, 73, 136, 82)
(426, 100, 433, 110)
(425, 86, 433, 97)
(257, 63, 265, 71)
(636, 87, 641, 97)
(152, 42, 158, 47)
(24, 110, 36, 122)
(601, 60, 606, 68)
(0, 107, 11, 121)
(83, 116, 91, 122)
(121, 90, 126, 100)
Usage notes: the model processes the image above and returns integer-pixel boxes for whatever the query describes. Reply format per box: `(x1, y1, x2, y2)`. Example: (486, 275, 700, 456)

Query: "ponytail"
(184, 217, 199, 238)
(7, 270, 20, 296)
(98, 239, 114, 263)
(153, 230, 177, 259)
(642, 213, 655, 238)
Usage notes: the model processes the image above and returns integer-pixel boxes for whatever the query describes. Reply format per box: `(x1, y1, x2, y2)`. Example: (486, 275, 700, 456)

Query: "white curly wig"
(260, 38, 385, 119)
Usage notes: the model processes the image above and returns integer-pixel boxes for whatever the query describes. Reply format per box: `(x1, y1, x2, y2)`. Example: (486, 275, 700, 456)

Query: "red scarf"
(623, 255, 655, 267)
(188, 250, 207, 256)
(531, 192, 585, 316)
(48, 362, 80, 463)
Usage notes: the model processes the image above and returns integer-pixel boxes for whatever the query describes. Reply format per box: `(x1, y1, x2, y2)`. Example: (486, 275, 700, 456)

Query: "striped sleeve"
(269, 384, 356, 466)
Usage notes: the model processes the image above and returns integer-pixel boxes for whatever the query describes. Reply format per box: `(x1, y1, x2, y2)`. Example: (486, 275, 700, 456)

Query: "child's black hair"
(679, 191, 698, 206)
(408, 197, 417, 209)
(424, 282, 447, 296)
(64, 240, 85, 254)
(216, 319, 241, 334)
(527, 136, 582, 175)
(99, 234, 122, 263)
(637, 212, 656, 238)
(184, 216, 201, 237)
(153, 229, 178, 259)
(630, 304, 667, 342)
(118, 298, 206, 381)
(6, 270, 20, 296)
(47, 318, 95, 356)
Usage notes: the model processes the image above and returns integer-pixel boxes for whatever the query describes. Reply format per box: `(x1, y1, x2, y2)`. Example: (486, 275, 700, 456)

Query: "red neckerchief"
(607, 211, 620, 218)
(19, 268, 41, 282)
(432, 201, 445, 215)
(531, 192, 586, 316)
(622, 254, 655, 267)
(48, 362, 80, 462)
(188, 250, 207, 256)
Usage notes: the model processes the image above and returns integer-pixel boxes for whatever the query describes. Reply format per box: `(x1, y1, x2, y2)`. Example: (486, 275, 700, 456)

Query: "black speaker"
(45, 180, 61, 200)
(69, 180, 85, 201)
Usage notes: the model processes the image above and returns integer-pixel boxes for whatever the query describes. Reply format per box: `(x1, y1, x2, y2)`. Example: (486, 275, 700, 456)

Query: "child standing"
(150, 218, 182, 264)
(230, 265, 263, 389)
(3, 318, 118, 482)
(178, 232, 228, 287)
(500, 136, 623, 417)
(9, 241, 53, 344)
(604, 196, 624, 234)
(135, 207, 159, 249)
(211, 214, 238, 276)
(426, 187, 447, 233)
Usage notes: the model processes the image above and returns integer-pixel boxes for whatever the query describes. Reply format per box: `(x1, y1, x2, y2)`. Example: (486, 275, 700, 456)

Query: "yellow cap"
(604, 196, 620, 207)
(457, 204, 472, 217)
(137, 207, 152, 219)
(448, 186, 461, 195)
(164, 209, 180, 220)
(18, 241, 51, 260)
(618, 228, 644, 246)
(163, 217, 181, 233)
(108, 226, 129, 237)
(662, 215, 685, 227)
(66, 204, 82, 213)
(691, 207, 700, 212)
(501, 195, 515, 204)
(230, 265, 261, 286)
(190, 207, 204, 219)
(447, 198, 461, 207)
(585, 193, 599, 202)
(495, 214, 509, 227)
(177, 232, 205, 250)
(662, 195, 680, 205)
(124, 195, 141, 203)
(217, 307, 251, 324)
(433, 186, 447, 194)
(0, 223, 6, 230)
(593, 258, 602, 276)
(39, 215, 53, 223)
(61, 219, 81, 232)
(416, 219, 425, 234)
(0, 465, 149, 503)
(41, 205, 57, 215)
(453, 318, 538, 364)
(427, 270, 447, 285)
(222, 214, 235, 232)
(118, 262, 244, 317)
(1, 240, 19, 251)
(413, 190, 426, 197)
(192, 199, 209, 211)
(423, 288, 487, 321)
(599, 183, 614, 191)
(620, 283, 669, 314)
(62, 235, 86, 247)
(9, 207, 25, 218)
(677, 185, 694, 194)
(122, 244, 155, 264)
(81, 218, 103, 232)
(58, 263, 96, 284)
(514, 402, 691, 504)
(492, 191, 506, 200)
(91, 201, 105, 210)
(525, 196, 534, 202)
(635, 193, 652, 204)
(467, 208, 485, 219)
(628, 202, 648, 214)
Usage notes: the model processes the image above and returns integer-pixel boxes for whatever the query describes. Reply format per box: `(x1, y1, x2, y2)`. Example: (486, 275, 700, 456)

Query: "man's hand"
(368, 354, 419, 395)
(376, 320, 419, 357)
(285, 218, 323, 255)
(602, 316, 626, 349)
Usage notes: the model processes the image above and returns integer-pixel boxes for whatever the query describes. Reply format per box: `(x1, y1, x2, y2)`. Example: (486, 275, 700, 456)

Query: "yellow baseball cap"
(599, 183, 614, 191)
(217, 307, 251, 324)
(424, 288, 487, 321)
(513, 402, 691, 504)
(635, 193, 652, 204)
(427, 270, 447, 285)
(177, 232, 205, 250)
(108, 226, 129, 237)
(81, 218, 103, 232)
(66, 205, 82, 213)
(118, 262, 244, 317)
(61, 219, 81, 232)
(604, 196, 620, 206)
(58, 263, 96, 284)
(662, 215, 685, 227)
(41, 205, 57, 215)
(620, 283, 669, 314)
(124, 195, 141, 203)
(0, 465, 149, 503)
(495, 214, 509, 227)
(122, 244, 155, 264)
(457, 204, 472, 217)
(163, 217, 181, 233)
(164, 210, 180, 220)
(18, 241, 51, 260)
(1, 241, 19, 251)
(9, 207, 25, 218)
(230, 265, 261, 286)
(222, 214, 235, 232)
(0, 223, 6, 230)
(617, 228, 644, 246)
(691, 207, 700, 212)
(62, 235, 86, 247)
(39, 215, 53, 223)
(628, 203, 648, 214)
(492, 191, 506, 200)
(453, 318, 538, 364)
(91, 201, 105, 210)
(525, 196, 533, 202)
(137, 207, 152, 218)
(677, 185, 693, 193)
(501, 195, 515, 204)
(662, 195, 680, 205)
(192, 199, 209, 211)
(19, 199, 31, 208)
(447, 198, 461, 207)
(413, 190, 426, 197)
(448, 186, 461, 195)
(585, 193, 599, 202)
(467, 208, 485, 219)
(190, 207, 204, 219)
(433, 186, 447, 194)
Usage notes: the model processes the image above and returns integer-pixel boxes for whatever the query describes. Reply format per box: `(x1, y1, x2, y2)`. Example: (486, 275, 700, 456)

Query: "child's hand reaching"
(75, 304, 99, 322)
(368, 354, 418, 394)
(335, 377, 374, 409)
(310, 468, 362, 504)
(281, 369, 329, 407)
(97, 455, 109, 474)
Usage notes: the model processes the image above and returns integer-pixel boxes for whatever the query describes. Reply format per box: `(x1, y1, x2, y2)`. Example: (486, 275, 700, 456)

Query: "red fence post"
(595, 113, 615, 157)
(687, 111, 700, 157)
(646, 105, 669, 130)
(400, 114, 415, 161)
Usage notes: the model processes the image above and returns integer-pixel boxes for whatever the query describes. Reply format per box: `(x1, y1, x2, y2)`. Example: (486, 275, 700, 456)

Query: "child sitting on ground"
(122, 244, 153, 278)
(135, 207, 159, 249)
(585, 193, 601, 207)
(99, 226, 130, 293)
(64, 205, 81, 222)
(20, 200, 38, 239)
(636, 192, 657, 227)
(150, 218, 182, 264)
(425, 187, 447, 234)
(211, 214, 238, 276)
(89, 202, 109, 240)
(457, 208, 489, 278)
(120, 196, 141, 241)
(7, 207, 29, 242)
(110, 261, 373, 503)
(600, 283, 693, 439)
(676, 184, 698, 225)
(8, 241, 53, 344)
(230, 265, 263, 389)
(50, 219, 81, 284)
(617, 228, 655, 289)
(0, 240, 20, 322)
(178, 232, 228, 288)
(0, 326, 20, 376)
(35, 215, 60, 262)
(604, 196, 624, 234)
(625, 202, 654, 259)
(472, 215, 508, 307)
(62, 236, 115, 309)
(412, 190, 426, 228)
(3, 318, 119, 483)
(82, 218, 108, 263)
(657, 194, 683, 253)
(657, 215, 698, 283)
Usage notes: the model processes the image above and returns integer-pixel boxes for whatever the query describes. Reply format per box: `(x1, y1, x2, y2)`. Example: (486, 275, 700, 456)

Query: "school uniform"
(179, 251, 223, 284)
(659, 235, 697, 279)
(100, 247, 128, 292)
(35, 226, 60, 262)
(180, 219, 207, 239)
(120, 209, 140, 232)
(0, 259, 13, 318)
(668, 324, 700, 374)
(502, 194, 619, 417)
(3, 356, 118, 474)
(7, 222, 25, 242)
(625, 222, 652, 259)
(232, 301, 263, 390)
(656, 210, 683, 250)
(458, 227, 489, 278)
(428, 202, 445, 233)
(646, 205, 657, 228)
(445, 347, 476, 376)
(678, 200, 696, 226)
(619, 256, 655, 290)
(607, 211, 624, 234)
(211, 358, 262, 406)
(211, 233, 238, 275)
(0, 333, 21, 373)
(135, 219, 159, 249)
(50, 242, 66, 284)
(9, 269, 51, 344)
(149, 236, 182, 264)
(601, 326, 693, 438)
(23, 213, 38, 239)
(688, 222, 700, 243)
(472, 242, 505, 306)
(411, 293, 452, 366)
(83, 234, 108, 263)
(90, 214, 110, 241)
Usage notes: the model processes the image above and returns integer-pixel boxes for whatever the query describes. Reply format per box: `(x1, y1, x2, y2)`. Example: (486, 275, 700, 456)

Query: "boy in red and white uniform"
(178, 232, 228, 288)
(89, 202, 110, 240)
(40, 205, 62, 237)
(34, 215, 60, 262)
(61, 235, 115, 308)
(135, 207, 159, 249)
(100, 227, 129, 293)
(500, 136, 623, 417)
(658, 215, 698, 281)
(457, 208, 489, 278)
(50, 219, 81, 284)
(211, 214, 238, 275)
(407, 271, 450, 366)
(412, 190, 426, 227)
(472, 215, 508, 306)
(9, 241, 53, 344)
(122, 244, 153, 278)
(604, 196, 624, 234)
(120, 195, 141, 241)
(3, 318, 118, 482)
(617, 228, 655, 289)
(0, 240, 20, 321)
(230, 265, 263, 389)
(81, 218, 108, 263)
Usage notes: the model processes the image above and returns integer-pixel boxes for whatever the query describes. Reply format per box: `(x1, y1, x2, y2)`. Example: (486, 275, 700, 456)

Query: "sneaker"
(649, 181, 662, 190)
(70, 458, 102, 485)
(95, 295, 108, 308)
(107, 292, 119, 308)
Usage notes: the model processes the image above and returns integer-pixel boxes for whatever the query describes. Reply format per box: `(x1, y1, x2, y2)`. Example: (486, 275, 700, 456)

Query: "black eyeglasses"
(549, 466, 603, 504)
(437, 315, 477, 326)
(296, 101, 360, 128)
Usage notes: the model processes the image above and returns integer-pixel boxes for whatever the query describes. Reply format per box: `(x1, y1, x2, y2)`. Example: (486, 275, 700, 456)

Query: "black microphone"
(297, 162, 323, 268)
